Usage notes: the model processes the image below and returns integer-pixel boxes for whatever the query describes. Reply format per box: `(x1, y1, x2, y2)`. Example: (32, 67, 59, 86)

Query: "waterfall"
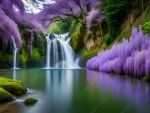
(11, 36, 19, 69)
(45, 33, 80, 69)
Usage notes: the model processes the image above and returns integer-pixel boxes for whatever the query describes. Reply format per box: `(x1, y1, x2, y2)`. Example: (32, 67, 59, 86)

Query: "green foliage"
(107, 26, 132, 49)
(79, 44, 107, 67)
(26, 48, 43, 68)
(103, 0, 131, 44)
(0, 77, 26, 96)
(24, 98, 38, 106)
(33, 37, 45, 59)
(70, 24, 85, 52)
(142, 21, 150, 34)
(32, 48, 40, 57)
(104, 33, 111, 45)
(0, 87, 12, 103)
(0, 51, 13, 68)
(144, 8, 150, 22)
(19, 39, 28, 68)
(48, 20, 79, 34)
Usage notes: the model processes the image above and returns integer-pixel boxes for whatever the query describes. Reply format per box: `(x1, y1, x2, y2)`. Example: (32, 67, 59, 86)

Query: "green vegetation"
(0, 51, 13, 68)
(26, 48, 44, 68)
(24, 98, 38, 106)
(48, 20, 79, 34)
(142, 8, 150, 34)
(80, 0, 150, 67)
(0, 77, 27, 103)
(70, 24, 85, 52)
(142, 21, 150, 34)
(0, 77, 26, 96)
(79, 44, 107, 67)
(103, 0, 131, 45)
(0, 87, 12, 103)
(144, 8, 150, 22)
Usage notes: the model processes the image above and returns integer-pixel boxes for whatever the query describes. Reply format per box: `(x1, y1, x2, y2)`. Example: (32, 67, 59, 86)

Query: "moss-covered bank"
(0, 77, 27, 103)
(0, 87, 12, 103)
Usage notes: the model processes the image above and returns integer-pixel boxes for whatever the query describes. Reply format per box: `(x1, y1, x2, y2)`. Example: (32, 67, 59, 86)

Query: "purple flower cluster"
(86, 9, 104, 28)
(86, 27, 150, 77)
(0, 0, 44, 47)
(38, 0, 102, 27)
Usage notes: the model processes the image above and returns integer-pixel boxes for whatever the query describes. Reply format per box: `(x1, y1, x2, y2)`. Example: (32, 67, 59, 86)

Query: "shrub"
(87, 27, 150, 77)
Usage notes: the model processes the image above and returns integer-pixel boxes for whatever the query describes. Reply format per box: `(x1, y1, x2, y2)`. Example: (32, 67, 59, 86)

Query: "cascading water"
(11, 36, 19, 69)
(45, 33, 80, 69)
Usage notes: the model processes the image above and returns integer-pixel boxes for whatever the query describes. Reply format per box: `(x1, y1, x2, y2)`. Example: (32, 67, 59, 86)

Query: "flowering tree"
(38, 0, 103, 27)
(0, 0, 104, 57)
(0, 0, 24, 47)
(0, 0, 45, 57)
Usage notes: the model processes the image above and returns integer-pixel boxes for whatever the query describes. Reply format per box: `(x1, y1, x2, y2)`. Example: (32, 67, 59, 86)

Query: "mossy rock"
(141, 76, 150, 82)
(0, 87, 13, 103)
(24, 98, 38, 106)
(0, 77, 27, 96)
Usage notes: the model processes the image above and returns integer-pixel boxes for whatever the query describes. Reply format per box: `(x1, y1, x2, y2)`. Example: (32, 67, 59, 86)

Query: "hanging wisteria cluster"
(0, 0, 103, 47)
(38, 0, 103, 27)
(86, 27, 150, 77)
(0, 0, 44, 47)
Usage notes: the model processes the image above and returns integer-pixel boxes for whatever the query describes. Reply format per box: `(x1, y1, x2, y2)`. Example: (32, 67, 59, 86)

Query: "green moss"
(24, 98, 38, 106)
(0, 77, 27, 96)
(70, 24, 85, 52)
(107, 27, 132, 49)
(0, 87, 12, 103)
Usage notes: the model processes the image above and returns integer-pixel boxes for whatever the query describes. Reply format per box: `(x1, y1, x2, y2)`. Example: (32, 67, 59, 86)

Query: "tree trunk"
(141, 0, 144, 12)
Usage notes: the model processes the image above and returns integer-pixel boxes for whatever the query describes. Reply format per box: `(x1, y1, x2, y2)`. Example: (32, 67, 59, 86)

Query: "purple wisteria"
(86, 27, 150, 77)
(0, 0, 44, 47)
(38, 0, 103, 26)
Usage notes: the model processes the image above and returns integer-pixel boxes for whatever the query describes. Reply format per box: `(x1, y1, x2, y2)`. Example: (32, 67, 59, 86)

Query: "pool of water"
(0, 69, 150, 113)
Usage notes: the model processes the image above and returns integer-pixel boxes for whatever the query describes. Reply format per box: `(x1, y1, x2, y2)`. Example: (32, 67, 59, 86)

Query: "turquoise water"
(0, 69, 150, 113)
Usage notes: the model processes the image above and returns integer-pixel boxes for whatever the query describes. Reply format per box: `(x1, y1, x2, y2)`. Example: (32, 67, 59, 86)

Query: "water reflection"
(46, 70, 51, 94)
(13, 69, 17, 80)
(86, 70, 150, 106)
(2, 69, 150, 113)
(43, 69, 74, 113)
(45, 69, 73, 101)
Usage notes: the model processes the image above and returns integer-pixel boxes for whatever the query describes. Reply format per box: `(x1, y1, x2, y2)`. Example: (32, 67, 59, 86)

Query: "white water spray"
(11, 36, 18, 69)
(45, 33, 80, 69)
